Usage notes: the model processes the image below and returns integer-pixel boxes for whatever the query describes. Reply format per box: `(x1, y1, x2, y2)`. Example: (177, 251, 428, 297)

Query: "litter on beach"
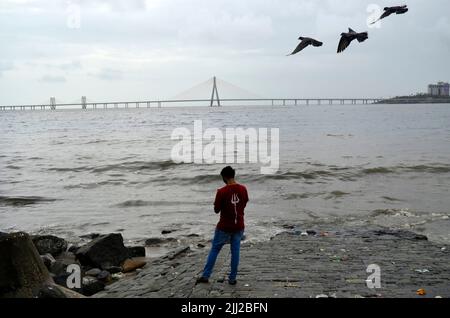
(417, 289, 427, 296)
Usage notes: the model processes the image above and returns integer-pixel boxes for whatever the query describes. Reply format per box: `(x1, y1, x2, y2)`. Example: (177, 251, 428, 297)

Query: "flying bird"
(287, 37, 323, 56)
(337, 28, 368, 53)
(371, 5, 409, 24)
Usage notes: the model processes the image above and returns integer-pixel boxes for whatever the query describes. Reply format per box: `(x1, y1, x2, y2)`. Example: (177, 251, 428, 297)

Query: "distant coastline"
(377, 94, 450, 104)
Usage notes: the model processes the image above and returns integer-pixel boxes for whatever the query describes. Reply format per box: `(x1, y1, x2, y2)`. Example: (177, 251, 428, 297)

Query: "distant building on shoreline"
(428, 82, 450, 96)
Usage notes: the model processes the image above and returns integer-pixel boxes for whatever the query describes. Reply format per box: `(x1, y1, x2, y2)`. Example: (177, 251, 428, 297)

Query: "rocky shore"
(1, 223, 449, 298)
(0, 231, 148, 298)
(96, 224, 450, 298)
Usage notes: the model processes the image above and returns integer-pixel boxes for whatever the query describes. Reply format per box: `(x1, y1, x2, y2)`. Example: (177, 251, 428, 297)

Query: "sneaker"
(228, 279, 237, 285)
(196, 277, 209, 284)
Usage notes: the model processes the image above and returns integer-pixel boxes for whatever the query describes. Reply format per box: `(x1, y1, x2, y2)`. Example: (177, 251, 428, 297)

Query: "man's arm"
(214, 190, 222, 214)
(243, 187, 249, 209)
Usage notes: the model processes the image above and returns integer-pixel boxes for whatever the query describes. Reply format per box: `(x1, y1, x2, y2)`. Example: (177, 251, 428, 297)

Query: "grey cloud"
(90, 68, 124, 81)
(0, 0, 449, 104)
(40, 75, 67, 83)
(0, 61, 13, 77)
(45, 61, 83, 71)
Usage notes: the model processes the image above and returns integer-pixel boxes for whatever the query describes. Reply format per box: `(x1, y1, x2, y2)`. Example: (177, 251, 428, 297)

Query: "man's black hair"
(221, 166, 236, 179)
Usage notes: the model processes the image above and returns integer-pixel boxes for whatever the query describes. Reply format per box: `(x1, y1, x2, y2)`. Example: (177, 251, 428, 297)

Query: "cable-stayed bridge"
(0, 77, 383, 111)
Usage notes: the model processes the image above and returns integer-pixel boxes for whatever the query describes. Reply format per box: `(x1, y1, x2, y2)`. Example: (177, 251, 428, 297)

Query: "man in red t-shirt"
(197, 166, 249, 285)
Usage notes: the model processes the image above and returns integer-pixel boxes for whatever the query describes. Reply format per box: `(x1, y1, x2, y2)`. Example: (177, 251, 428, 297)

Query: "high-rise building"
(428, 82, 450, 96)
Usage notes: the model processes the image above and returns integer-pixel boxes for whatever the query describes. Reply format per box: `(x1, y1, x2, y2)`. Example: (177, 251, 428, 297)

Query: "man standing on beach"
(197, 166, 249, 285)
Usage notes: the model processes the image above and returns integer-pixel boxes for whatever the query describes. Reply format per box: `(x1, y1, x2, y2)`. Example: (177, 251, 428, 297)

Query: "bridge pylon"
(50, 97, 56, 110)
(81, 96, 87, 110)
(210, 76, 221, 107)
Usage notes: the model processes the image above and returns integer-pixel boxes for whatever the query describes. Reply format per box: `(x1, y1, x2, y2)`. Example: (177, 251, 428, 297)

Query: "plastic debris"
(417, 289, 426, 296)
(111, 273, 124, 280)
(415, 269, 430, 274)
(316, 294, 329, 298)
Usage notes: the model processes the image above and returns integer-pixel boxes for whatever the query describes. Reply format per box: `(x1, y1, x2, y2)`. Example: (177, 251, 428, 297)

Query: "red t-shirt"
(214, 184, 249, 233)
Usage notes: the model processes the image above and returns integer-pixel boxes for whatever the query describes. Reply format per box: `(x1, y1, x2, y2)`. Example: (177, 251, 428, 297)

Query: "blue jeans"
(202, 229, 244, 281)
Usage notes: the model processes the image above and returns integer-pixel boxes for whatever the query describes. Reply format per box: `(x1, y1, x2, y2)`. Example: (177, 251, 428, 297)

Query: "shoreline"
(2, 221, 449, 298)
(96, 223, 450, 298)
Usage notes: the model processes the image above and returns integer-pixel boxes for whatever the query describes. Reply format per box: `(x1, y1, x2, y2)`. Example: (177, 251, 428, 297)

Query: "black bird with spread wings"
(287, 37, 323, 56)
(337, 28, 368, 53)
(371, 5, 409, 24)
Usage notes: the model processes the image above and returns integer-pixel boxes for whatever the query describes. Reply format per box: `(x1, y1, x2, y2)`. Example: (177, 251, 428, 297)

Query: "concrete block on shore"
(0, 232, 53, 298)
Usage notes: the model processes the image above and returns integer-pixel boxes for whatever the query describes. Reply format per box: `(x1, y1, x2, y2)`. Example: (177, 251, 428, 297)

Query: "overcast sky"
(1, 0, 449, 104)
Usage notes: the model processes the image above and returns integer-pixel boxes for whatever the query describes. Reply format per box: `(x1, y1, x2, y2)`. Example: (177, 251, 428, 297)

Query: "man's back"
(214, 183, 249, 233)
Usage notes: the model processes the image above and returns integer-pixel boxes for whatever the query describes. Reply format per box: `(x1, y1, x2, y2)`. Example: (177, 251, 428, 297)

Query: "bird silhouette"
(337, 28, 368, 53)
(287, 37, 323, 56)
(371, 5, 409, 24)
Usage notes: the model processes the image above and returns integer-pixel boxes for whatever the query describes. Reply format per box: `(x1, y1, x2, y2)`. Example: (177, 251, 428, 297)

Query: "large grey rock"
(97, 271, 111, 282)
(0, 232, 53, 298)
(32, 235, 68, 257)
(68, 244, 79, 253)
(127, 246, 146, 257)
(85, 268, 102, 277)
(50, 252, 79, 276)
(48, 252, 82, 292)
(82, 277, 105, 296)
(41, 254, 56, 271)
(75, 234, 129, 269)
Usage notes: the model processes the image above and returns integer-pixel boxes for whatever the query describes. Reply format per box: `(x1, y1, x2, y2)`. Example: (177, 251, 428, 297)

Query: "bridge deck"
(0, 98, 384, 111)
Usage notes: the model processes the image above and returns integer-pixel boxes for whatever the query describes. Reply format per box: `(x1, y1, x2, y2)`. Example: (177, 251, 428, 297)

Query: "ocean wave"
(361, 167, 394, 174)
(48, 160, 188, 174)
(325, 191, 351, 199)
(381, 196, 404, 202)
(114, 200, 203, 208)
(370, 208, 418, 218)
(282, 192, 326, 200)
(153, 163, 450, 185)
(47, 162, 450, 187)
(64, 179, 128, 189)
(0, 196, 57, 207)
(362, 164, 450, 175)
(5, 165, 21, 170)
(83, 139, 110, 145)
